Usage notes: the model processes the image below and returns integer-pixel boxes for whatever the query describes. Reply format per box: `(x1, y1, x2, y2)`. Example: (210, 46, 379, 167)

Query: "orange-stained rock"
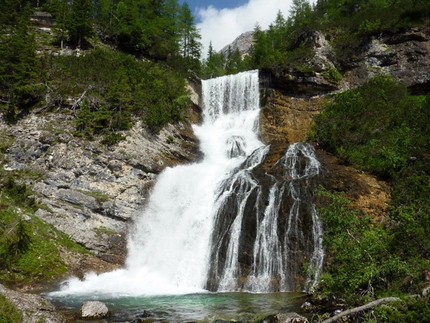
(259, 88, 324, 146)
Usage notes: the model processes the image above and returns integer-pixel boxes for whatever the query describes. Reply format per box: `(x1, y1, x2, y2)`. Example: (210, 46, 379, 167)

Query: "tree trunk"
(322, 297, 401, 323)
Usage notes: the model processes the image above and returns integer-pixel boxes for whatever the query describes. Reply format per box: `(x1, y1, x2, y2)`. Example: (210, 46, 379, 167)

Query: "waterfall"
(51, 70, 324, 297)
(206, 142, 324, 292)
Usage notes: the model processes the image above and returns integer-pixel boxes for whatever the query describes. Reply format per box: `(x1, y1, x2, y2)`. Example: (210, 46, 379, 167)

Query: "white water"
(211, 142, 324, 292)
(51, 70, 263, 297)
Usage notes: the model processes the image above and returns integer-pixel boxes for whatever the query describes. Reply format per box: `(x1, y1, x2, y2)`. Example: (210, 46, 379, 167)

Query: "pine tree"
(178, 2, 201, 71)
(48, 0, 69, 49)
(66, 0, 94, 47)
(201, 42, 225, 78)
(0, 0, 40, 121)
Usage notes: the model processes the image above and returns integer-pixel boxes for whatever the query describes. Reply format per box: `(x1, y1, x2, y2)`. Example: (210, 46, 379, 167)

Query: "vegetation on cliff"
(202, 0, 430, 78)
(311, 77, 430, 321)
(0, 132, 88, 287)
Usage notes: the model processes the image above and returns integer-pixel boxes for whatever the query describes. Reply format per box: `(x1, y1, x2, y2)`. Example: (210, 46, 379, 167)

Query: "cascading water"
(206, 142, 324, 292)
(51, 69, 324, 298)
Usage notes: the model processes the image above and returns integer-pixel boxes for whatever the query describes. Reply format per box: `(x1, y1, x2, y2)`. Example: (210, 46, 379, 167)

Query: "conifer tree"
(0, 0, 39, 121)
(178, 2, 201, 71)
(201, 42, 225, 78)
(66, 0, 94, 47)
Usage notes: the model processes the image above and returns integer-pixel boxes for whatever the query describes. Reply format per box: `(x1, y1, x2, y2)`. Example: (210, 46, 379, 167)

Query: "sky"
(180, 0, 300, 57)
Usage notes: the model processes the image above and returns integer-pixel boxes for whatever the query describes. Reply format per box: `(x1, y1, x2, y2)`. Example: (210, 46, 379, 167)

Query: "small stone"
(262, 313, 309, 323)
(301, 301, 313, 312)
(80, 301, 109, 318)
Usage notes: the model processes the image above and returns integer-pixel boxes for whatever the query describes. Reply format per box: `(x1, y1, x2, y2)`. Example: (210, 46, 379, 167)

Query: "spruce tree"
(0, 0, 39, 121)
(178, 2, 201, 71)
(66, 0, 94, 47)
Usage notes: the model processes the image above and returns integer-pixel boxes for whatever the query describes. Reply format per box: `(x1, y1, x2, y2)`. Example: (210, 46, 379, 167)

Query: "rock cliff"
(1, 109, 200, 265)
(259, 27, 430, 97)
(257, 27, 430, 221)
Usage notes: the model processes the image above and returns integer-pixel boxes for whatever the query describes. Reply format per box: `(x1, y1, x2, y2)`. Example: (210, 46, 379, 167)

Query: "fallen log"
(322, 297, 400, 323)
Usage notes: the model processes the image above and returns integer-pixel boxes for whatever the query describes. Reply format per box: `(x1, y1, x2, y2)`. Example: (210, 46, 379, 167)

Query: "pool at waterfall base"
(48, 291, 307, 322)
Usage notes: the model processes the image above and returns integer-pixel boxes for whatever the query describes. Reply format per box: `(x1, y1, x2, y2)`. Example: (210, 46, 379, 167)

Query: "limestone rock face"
(258, 27, 430, 97)
(80, 301, 109, 318)
(1, 112, 200, 264)
(0, 283, 65, 323)
(220, 31, 255, 58)
(343, 27, 430, 93)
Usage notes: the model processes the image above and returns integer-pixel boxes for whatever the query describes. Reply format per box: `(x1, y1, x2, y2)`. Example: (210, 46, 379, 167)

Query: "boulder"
(80, 301, 109, 318)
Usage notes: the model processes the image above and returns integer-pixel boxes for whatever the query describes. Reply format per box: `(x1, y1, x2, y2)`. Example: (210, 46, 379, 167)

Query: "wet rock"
(139, 310, 154, 318)
(259, 89, 323, 144)
(80, 301, 109, 318)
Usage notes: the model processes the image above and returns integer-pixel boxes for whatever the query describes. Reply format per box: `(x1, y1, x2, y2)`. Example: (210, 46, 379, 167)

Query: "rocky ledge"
(1, 110, 200, 265)
(0, 283, 65, 323)
(259, 27, 430, 97)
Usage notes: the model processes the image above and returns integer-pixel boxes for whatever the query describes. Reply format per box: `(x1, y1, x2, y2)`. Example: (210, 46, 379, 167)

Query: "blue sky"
(182, 0, 249, 14)
(183, 0, 305, 56)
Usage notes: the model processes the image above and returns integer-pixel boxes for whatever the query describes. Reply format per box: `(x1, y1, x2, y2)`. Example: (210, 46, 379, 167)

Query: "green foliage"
(313, 77, 430, 306)
(246, 0, 430, 72)
(311, 76, 427, 178)
(316, 188, 411, 302)
(0, 162, 86, 285)
(322, 67, 342, 83)
(201, 42, 227, 79)
(45, 48, 189, 136)
(178, 2, 202, 73)
(0, 0, 43, 122)
(390, 160, 430, 261)
(2, 175, 37, 210)
(0, 210, 31, 270)
(0, 295, 22, 323)
(374, 296, 430, 322)
(91, 0, 202, 66)
(101, 132, 126, 147)
(66, 0, 94, 47)
(0, 195, 85, 285)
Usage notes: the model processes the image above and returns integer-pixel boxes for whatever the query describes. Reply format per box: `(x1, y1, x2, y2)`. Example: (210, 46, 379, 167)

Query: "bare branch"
(322, 297, 401, 323)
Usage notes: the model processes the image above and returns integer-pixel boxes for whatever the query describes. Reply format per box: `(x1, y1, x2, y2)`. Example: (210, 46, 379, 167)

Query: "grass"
(0, 169, 88, 286)
(0, 295, 22, 323)
(93, 226, 117, 239)
(77, 189, 110, 203)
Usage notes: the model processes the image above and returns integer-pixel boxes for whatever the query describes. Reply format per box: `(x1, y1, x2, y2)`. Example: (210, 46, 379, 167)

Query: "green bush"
(311, 76, 426, 178)
(375, 296, 430, 322)
(316, 188, 411, 302)
(0, 174, 86, 284)
(46, 48, 189, 136)
(101, 132, 126, 147)
(312, 77, 430, 306)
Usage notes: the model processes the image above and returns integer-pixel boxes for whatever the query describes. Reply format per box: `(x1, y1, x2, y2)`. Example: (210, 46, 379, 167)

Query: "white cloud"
(196, 0, 295, 57)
